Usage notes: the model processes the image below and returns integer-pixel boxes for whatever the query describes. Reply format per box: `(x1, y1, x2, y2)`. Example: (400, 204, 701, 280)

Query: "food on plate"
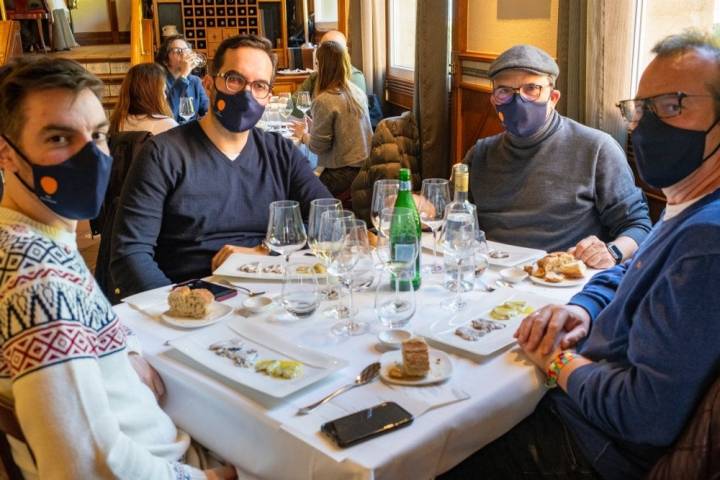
(295, 263, 326, 274)
(455, 326, 483, 341)
(261, 263, 284, 275)
(167, 286, 213, 318)
(455, 319, 506, 341)
(238, 262, 259, 273)
(255, 359, 303, 379)
(389, 337, 430, 379)
(208, 339, 258, 368)
(313, 263, 327, 274)
(489, 300, 534, 320)
(524, 252, 587, 283)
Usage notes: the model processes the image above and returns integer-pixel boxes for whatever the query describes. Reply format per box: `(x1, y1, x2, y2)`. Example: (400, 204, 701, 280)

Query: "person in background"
(109, 62, 178, 136)
(292, 40, 372, 196)
(0, 56, 235, 480)
(442, 30, 720, 480)
(112, 35, 331, 297)
(156, 34, 209, 123)
(464, 44, 652, 268)
(295, 30, 366, 97)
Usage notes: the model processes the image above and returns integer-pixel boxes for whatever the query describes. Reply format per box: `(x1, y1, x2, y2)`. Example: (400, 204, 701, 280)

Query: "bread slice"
(544, 271, 565, 283)
(167, 286, 214, 318)
(402, 337, 430, 377)
(559, 260, 587, 279)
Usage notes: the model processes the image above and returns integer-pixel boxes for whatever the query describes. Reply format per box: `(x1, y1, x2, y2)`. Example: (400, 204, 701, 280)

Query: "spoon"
(296, 362, 381, 415)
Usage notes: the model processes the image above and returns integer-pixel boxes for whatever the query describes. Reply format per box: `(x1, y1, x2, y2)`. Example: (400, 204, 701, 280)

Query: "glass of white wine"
(179, 96, 195, 123)
(308, 198, 342, 298)
(296, 91, 311, 119)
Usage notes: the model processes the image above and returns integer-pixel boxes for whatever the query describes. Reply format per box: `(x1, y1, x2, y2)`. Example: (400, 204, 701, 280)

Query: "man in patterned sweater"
(0, 57, 236, 479)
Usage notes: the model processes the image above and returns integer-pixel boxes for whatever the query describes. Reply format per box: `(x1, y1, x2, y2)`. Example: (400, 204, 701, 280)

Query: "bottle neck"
(453, 172, 469, 203)
(453, 190, 468, 203)
(399, 178, 412, 192)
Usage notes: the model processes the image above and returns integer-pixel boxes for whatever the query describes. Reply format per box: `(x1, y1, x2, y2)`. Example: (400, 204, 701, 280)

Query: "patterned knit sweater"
(0, 207, 205, 479)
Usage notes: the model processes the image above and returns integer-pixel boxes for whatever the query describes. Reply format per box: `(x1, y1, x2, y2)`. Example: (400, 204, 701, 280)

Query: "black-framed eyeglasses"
(215, 71, 273, 99)
(616, 92, 712, 123)
(491, 83, 552, 105)
(169, 47, 191, 56)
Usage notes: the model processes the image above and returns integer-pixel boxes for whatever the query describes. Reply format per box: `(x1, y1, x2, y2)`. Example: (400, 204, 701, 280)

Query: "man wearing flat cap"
(463, 44, 651, 268)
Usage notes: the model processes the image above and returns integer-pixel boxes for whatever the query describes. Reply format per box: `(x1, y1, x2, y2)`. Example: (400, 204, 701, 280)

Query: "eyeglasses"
(169, 47, 191, 56)
(215, 71, 273, 99)
(491, 83, 552, 105)
(616, 92, 712, 123)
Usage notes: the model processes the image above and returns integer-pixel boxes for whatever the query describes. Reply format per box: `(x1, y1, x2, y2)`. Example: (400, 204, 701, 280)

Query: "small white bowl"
(242, 295, 274, 313)
(377, 328, 413, 349)
(499, 267, 529, 284)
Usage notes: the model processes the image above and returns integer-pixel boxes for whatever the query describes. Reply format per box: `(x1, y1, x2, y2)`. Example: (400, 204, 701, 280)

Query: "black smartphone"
(175, 279, 238, 302)
(321, 402, 414, 448)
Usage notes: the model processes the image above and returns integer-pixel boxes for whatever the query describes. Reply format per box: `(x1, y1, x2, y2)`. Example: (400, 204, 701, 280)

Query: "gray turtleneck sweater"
(463, 110, 651, 252)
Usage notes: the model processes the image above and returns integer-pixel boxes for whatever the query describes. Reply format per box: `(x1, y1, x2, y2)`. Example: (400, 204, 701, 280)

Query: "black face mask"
(2, 135, 113, 220)
(212, 89, 266, 133)
(631, 111, 720, 189)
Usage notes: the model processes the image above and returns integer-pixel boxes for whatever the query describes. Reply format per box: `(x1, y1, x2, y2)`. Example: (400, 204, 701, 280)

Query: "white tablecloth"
(117, 250, 588, 480)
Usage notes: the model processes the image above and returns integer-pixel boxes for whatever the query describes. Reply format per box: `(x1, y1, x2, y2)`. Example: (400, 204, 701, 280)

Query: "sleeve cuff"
(565, 361, 595, 400)
(568, 296, 603, 322)
(616, 226, 650, 247)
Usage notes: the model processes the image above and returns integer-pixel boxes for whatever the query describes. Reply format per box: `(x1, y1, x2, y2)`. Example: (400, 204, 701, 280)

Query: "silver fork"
(215, 278, 266, 297)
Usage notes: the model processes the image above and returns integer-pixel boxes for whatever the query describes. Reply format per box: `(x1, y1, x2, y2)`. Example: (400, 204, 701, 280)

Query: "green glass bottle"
(391, 168, 422, 290)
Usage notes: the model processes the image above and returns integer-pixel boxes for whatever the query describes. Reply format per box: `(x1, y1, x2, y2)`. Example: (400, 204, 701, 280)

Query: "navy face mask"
(631, 111, 720, 189)
(2, 135, 113, 220)
(496, 94, 549, 137)
(212, 88, 266, 133)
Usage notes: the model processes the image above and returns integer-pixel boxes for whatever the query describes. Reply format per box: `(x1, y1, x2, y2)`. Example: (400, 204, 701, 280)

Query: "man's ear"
(202, 74, 214, 93)
(0, 137, 19, 173)
(550, 89, 562, 108)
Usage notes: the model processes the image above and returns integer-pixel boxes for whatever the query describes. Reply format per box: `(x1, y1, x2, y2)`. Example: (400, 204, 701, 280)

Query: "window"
(314, 0, 338, 30)
(387, 0, 417, 81)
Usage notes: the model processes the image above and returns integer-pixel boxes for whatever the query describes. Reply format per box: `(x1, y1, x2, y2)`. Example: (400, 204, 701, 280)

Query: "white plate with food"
(528, 276, 586, 288)
(417, 288, 555, 356)
(523, 252, 589, 287)
(167, 318, 348, 398)
(213, 253, 327, 280)
(421, 235, 545, 268)
(379, 349, 452, 386)
(161, 302, 234, 329)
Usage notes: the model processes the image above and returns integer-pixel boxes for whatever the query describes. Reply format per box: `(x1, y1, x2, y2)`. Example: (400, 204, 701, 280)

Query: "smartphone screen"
(321, 402, 413, 447)
(175, 279, 237, 301)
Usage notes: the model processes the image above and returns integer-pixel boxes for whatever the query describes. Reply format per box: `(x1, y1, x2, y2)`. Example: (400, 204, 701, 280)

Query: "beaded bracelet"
(545, 351, 576, 388)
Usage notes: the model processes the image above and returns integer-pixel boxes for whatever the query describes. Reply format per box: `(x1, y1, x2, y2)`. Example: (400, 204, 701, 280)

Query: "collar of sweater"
(0, 206, 77, 248)
(503, 109, 562, 150)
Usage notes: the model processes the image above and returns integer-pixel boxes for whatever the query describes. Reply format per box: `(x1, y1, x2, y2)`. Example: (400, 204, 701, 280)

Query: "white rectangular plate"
(421, 235, 545, 268)
(167, 318, 348, 398)
(213, 253, 327, 280)
(416, 288, 556, 356)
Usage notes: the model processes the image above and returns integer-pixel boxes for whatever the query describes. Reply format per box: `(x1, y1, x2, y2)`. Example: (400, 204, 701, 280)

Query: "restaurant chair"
(93, 130, 152, 304)
(4, 0, 52, 53)
(0, 395, 27, 480)
(646, 374, 720, 479)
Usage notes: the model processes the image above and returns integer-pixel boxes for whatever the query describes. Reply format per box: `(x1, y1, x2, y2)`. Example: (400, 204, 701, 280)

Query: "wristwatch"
(607, 243, 623, 264)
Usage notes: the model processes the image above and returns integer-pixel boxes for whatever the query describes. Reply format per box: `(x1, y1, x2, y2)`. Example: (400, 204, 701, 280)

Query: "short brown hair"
(0, 56, 104, 142)
(109, 63, 173, 135)
(212, 34, 277, 81)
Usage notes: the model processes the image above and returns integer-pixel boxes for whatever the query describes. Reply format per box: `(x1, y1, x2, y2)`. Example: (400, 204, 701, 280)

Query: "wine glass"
(327, 219, 370, 336)
(189, 51, 207, 69)
(419, 178, 450, 273)
(318, 209, 355, 314)
(473, 229, 490, 280)
(441, 206, 476, 311)
(279, 93, 294, 132)
(281, 266, 321, 319)
(308, 198, 342, 297)
(370, 179, 400, 231)
(179, 96, 195, 122)
(265, 201, 307, 281)
(296, 91, 311, 119)
(374, 207, 419, 328)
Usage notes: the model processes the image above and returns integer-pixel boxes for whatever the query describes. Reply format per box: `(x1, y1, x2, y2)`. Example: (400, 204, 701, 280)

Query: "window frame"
(385, 0, 417, 109)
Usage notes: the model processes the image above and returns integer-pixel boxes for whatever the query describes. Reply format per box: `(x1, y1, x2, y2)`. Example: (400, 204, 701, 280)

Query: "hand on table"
(211, 244, 268, 272)
(569, 235, 615, 269)
(514, 304, 591, 355)
(128, 353, 166, 402)
(291, 119, 306, 138)
(204, 465, 237, 480)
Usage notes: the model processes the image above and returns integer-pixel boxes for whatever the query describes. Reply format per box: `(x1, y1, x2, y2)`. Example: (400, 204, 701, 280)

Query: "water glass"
(441, 206, 476, 311)
(179, 96, 195, 122)
(375, 269, 416, 328)
(281, 268, 320, 319)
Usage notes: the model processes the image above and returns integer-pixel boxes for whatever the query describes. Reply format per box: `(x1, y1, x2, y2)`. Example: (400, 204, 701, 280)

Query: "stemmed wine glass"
(318, 209, 356, 316)
(296, 91, 311, 120)
(419, 178, 450, 273)
(279, 93, 294, 133)
(370, 179, 399, 231)
(374, 207, 419, 328)
(326, 218, 370, 336)
(265, 200, 307, 281)
(441, 206, 476, 311)
(308, 198, 343, 297)
(179, 96, 195, 122)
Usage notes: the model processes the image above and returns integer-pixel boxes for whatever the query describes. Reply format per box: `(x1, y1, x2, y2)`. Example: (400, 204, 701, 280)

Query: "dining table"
(116, 238, 592, 480)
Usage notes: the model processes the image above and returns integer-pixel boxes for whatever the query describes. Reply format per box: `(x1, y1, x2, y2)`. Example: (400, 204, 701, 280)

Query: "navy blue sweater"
(551, 188, 720, 479)
(111, 121, 331, 296)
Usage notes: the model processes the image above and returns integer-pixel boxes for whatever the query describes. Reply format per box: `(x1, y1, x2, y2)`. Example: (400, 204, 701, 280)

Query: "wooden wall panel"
(455, 87, 503, 161)
(0, 21, 22, 66)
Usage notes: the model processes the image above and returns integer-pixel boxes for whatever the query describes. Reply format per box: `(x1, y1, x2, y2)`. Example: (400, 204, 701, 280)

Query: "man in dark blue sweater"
(441, 31, 720, 480)
(111, 35, 332, 297)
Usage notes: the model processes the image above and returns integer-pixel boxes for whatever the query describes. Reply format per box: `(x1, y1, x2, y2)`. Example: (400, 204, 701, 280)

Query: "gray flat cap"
(488, 44, 559, 80)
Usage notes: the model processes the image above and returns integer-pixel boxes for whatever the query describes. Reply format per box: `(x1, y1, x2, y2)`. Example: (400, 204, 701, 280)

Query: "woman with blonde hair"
(110, 62, 178, 136)
(293, 41, 372, 195)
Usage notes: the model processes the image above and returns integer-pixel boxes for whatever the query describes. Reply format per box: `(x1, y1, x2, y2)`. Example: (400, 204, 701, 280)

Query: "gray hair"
(652, 29, 720, 117)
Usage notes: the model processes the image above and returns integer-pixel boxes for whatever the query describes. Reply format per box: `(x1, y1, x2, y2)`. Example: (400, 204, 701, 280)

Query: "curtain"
(556, 0, 637, 144)
(349, 0, 386, 101)
(413, 0, 450, 179)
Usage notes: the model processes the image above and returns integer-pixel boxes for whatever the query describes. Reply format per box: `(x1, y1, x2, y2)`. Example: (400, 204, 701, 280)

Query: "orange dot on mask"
(40, 176, 59, 195)
(217, 99, 226, 112)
